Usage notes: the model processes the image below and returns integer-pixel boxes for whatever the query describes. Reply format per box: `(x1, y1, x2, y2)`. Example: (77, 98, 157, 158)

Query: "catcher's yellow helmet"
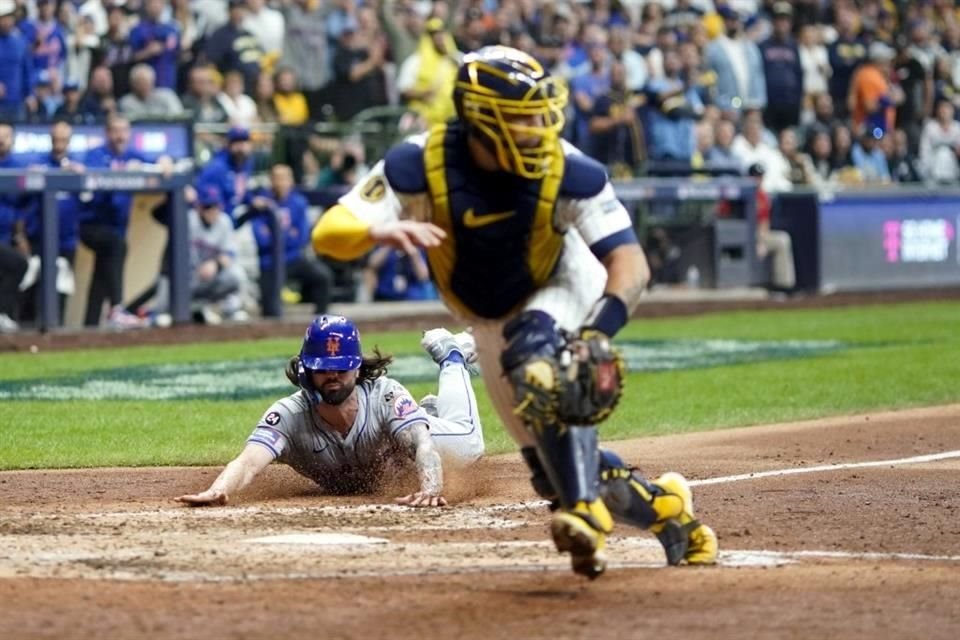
(454, 46, 568, 179)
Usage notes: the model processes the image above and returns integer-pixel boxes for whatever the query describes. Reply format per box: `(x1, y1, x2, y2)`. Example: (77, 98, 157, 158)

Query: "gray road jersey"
(246, 376, 430, 491)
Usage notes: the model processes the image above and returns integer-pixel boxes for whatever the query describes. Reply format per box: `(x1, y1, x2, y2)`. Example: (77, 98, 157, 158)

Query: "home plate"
(244, 533, 390, 546)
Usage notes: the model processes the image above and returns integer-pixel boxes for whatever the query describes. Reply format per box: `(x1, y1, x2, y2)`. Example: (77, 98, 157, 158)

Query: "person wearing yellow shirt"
(395, 17, 462, 128)
(272, 68, 310, 126)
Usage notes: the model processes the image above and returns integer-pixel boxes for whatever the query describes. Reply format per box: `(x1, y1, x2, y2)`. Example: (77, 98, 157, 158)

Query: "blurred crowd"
(4, 0, 960, 332)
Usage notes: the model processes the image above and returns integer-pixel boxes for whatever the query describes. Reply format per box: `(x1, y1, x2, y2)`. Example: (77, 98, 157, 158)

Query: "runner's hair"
(284, 348, 394, 387)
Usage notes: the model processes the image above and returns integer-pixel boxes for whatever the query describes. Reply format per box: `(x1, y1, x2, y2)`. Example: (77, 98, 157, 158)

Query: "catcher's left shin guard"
(598, 449, 718, 566)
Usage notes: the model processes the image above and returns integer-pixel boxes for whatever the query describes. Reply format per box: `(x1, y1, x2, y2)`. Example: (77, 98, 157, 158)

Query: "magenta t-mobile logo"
(884, 219, 955, 263)
(883, 220, 901, 263)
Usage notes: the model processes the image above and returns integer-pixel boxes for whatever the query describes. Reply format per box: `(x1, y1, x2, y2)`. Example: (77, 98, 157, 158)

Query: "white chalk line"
(689, 449, 960, 486)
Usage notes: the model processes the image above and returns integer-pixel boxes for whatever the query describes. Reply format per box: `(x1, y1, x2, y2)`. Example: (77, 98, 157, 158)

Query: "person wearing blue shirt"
(129, 0, 181, 91)
(25, 0, 67, 85)
(0, 0, 35, 120)
(194, 126, 255, 225)
(0, 122, 29, 332)
(363, 246, 438, 302)
(79, 113, 152, 328)
(248, 164, 333, 317)
(643, 49, 704, 164)
(760, 3, 804, 133)
(21, 121, 82, 326)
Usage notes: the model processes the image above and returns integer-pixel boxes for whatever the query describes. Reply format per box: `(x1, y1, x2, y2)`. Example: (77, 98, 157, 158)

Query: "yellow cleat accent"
(649, 472, 719, 566)
(550, 499, 614, 579)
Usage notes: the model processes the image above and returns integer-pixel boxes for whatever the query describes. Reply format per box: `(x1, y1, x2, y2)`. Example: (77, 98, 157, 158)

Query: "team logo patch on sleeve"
(393, 394, 418, 418)
(263, 411, 282, 426)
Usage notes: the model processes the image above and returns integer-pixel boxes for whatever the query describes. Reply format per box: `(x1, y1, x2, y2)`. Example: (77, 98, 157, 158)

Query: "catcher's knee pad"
(501, 310, 564, 430)
(598, 449, 661, 528)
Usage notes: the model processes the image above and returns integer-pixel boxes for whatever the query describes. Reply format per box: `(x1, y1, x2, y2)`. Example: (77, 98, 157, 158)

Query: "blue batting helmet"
(299, 315, 363, 372)
(453, 46, 567, 179)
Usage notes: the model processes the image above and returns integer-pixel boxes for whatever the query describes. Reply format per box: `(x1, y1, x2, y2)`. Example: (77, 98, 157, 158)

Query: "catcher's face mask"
(455, 46, 567, 180)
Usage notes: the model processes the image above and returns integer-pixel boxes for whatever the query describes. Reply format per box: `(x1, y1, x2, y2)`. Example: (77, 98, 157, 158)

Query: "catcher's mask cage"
(454, 46, 568, 180)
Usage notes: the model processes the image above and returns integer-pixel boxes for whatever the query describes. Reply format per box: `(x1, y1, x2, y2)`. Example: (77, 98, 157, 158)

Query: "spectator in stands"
(64, 11, 100, 94)
(218, 69, 259, 126)
(151, 185, 248, 325)
(272, 67, 310, 126)
(807, 92, 840, 133)
(53, 80, 85, 123)
(79, 113, 157, 328)
(194, 126, 255, 225)
(760, 2, 804, 133)
(243, 0, 285, 72)
(851, 128, 892, 183)
(26, 0, 68, 89)
(848, 41, 901, 137)
(666, 0, 705, 32)
(680, 40, 718, 110)
(248, 164, 332, 318)
(396, 17, 460, 128)
(253, 70, 279, 123)
(889, 128, 923, 183)
(172, 0, 208, 92)
(203, 0, 264, 94)
(281, 0, 331, 120)
(895, 40, 930, 153)
(588, 59, 645, 178)
(78, 65, 116, 120)
(920, 98, 960, 184)
(732, 111, 792, 192)
(182, 64, 228, 124)
(830, 122, 858, 181)
(329, 13, 389, 121)
(705, 5, 766, 116)
(361, 246, 437, 302)
(119, 63, 184, 119)
(94, 3, 134, 99)
(22, 120, 82, 326)
(25, 70, 62, 122)
(805, 126, 835, 184)
(643, 49, 704, 165)
(0, 0, 34, 120)
(645, 25, 678, 81)
(379, 0, 424, 72)
(130, 0, 181, 91)
(778, 127, 817, 186)
(569, 25, 611, 152)
(798, 23, 830, 105)
(0, 121, 29, 332)
(699, 118, 741, 171)
(827, 6, 866, 119)
(608, 25, 647, 92)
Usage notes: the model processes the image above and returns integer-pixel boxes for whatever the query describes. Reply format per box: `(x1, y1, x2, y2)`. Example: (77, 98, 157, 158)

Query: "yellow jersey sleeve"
(310, 204, 375, 261)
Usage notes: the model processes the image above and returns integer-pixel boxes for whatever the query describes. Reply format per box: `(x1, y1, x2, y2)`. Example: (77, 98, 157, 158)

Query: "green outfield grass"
(1, 300, 959, 470)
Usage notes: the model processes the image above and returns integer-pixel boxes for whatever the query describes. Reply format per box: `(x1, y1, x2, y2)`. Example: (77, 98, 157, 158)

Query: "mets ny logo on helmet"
(326, 337, 341, 356)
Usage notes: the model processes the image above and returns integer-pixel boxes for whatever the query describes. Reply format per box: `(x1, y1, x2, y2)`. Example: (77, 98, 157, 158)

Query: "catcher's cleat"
(648, 472, 718, 566)
(421, 328, 480, 374)
(550, 499, 614, 579)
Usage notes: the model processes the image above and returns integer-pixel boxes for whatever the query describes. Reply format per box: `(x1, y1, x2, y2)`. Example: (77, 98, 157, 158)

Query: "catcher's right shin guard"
(599, 449, 718, 566)
(532, 424, 614, 579)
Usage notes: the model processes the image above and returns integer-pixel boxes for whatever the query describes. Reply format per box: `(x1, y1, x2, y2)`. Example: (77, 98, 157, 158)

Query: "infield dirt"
(1, 405, 958, 639)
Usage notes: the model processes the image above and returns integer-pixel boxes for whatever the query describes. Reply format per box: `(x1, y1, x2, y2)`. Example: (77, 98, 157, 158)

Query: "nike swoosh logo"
(463, 208, 515, 228)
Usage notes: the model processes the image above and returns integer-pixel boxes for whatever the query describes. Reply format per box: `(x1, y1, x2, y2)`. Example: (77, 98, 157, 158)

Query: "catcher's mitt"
(508, 329, 626, 429)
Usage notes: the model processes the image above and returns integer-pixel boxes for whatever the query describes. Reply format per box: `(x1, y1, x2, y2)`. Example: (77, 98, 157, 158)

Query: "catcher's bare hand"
(175, 490, 228, 507)
(369, 220, 446, 255)
(394, 491, 448, 508)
